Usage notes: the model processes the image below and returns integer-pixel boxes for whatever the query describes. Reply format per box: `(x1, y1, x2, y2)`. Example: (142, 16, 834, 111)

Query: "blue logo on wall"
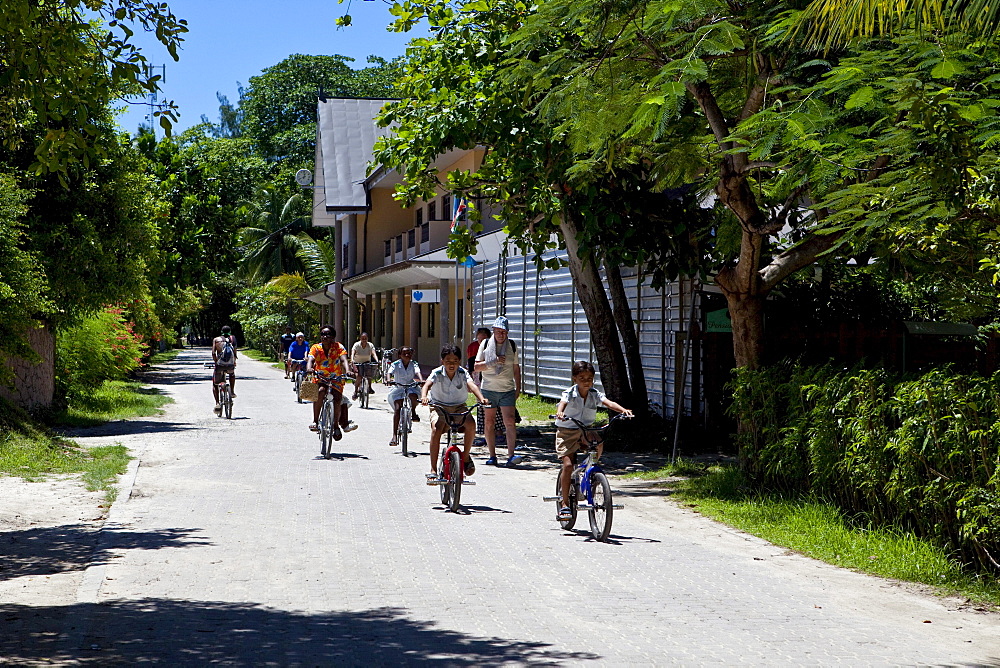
(413, 290, 424, 301)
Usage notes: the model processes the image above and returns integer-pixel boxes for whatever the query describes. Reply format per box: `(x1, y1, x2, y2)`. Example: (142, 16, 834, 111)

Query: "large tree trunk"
(604, 261, 647, 413)
(558, 211, 631, 402)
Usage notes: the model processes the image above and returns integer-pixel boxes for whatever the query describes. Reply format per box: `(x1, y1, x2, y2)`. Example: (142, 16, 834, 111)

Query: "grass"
(648, 464, 1000, 606)
(513, 393, 560, 422)
(149, 347, 181, 365)
(52, 380, 171, 428)
(0, 400, 131, 506)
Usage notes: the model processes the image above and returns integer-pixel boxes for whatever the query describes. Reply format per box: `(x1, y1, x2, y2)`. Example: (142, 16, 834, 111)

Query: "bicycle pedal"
(611, 504, 625, 510)
(577, 504, 593, 511)
(461, 480, 476, 485)
(542, 496, 560, 502)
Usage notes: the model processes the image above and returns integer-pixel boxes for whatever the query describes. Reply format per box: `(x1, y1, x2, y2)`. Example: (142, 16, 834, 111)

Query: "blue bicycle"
(544, 412, 629, 541)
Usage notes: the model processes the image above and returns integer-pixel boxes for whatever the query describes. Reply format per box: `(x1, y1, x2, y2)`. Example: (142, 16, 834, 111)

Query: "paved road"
(5, 348, 1000, 665)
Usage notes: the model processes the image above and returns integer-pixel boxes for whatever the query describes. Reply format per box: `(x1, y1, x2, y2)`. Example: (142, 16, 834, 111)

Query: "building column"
(384, 290, 394, 348)
(334, 218, 344, 338)
(394, 287, 405, 349)
(347, 289, 359, 345)
(364, 293, 374, 337)
(409, 291, 420, 350)
(373, 293, 383, 348)
(439, 278, 450, 348)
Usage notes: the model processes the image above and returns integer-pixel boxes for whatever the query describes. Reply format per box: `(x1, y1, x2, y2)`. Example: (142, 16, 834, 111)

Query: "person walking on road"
(212, 325, 239, 414)
(279, 326, 295, 378)
(475, 316, 522, 467)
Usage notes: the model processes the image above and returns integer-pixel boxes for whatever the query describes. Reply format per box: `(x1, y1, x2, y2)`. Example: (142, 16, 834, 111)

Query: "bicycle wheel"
(555, 469, 578, 530)
(439, 441, 450, 505)
(295, 371, 303, 403)
(588, 471, 614, 541)
(448, 449, 462, 512)
(360, 376, 369, 409)
(319, 398, 332, 459)
(224, 387, 233, 419)
(399, 404, 409, 456)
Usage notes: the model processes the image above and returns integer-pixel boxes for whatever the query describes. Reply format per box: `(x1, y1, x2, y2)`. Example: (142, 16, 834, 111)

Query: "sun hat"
(295, 332, 305, 337)
(492, 316, 509, 331)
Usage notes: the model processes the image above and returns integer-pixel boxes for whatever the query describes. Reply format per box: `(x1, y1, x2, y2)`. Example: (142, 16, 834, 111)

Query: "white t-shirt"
(426, 365, 472, 405)
(388, 359, 421, 386)
(475, 339, 518, 392)
(556, 384, 606, 429)
(350, 341, 377, 363)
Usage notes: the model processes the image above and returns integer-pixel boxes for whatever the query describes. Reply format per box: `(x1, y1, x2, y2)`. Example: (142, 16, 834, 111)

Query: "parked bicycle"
(313, 370, 349, 459)
(378, 348, 397, 385)
(355, 361, 378, 409)
(387, 381, 421, 456)
(543, 412, 629, 541)
(204, 361, 233, 419)
(428, 402, 482, 512)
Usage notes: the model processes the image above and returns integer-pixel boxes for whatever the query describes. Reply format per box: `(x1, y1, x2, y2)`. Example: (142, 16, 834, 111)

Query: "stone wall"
(1, 324, 55, 410)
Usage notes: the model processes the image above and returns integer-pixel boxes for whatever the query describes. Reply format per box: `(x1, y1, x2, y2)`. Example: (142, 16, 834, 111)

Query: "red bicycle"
(427, 402, 482, 512)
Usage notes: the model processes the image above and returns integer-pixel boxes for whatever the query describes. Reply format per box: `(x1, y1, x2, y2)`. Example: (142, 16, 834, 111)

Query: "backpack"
(218, 336, 236, 365)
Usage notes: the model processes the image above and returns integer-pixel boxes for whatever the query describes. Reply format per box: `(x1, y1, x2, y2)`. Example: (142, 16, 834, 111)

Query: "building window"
(428, 201, 437, 221)
(396, 235, 402, 252)
(416, 208, 423, 227)
(416, 304, 422, 337)
(407, 228, 415, 248)
(384, 239, 391, 257)
(456, 297, 464, 339)
(428, 303, 436, 338)
(442, 194, 451, 220)
(421, 222, 429, 243)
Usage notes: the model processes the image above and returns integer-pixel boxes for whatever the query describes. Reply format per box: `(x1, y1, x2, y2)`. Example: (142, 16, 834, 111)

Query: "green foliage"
(232, 277, 318, 353)
(730, 363, 1000, 571)
(56, 307, 146, 399)
(0, 174, 52, 383)
(0, 0, 187, 179)
(236, 190, 310, 284)
(241, 54, 402, 164)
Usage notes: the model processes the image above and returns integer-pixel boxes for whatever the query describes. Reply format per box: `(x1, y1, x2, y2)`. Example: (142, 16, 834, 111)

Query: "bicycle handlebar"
(312, 370, 348, 383)
(387, 381, 422, 388)
(427, 401, 487, 417)
(549, 412, 632, 431)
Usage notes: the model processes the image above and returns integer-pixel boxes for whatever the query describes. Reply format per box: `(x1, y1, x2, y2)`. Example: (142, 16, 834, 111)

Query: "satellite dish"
(295, 169, 313, 186)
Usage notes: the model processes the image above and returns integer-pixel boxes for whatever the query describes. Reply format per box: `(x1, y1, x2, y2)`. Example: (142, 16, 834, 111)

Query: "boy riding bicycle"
(387, 346, 423, 447)
(421, 345, 490, 481)
(554, 361, 633, 520)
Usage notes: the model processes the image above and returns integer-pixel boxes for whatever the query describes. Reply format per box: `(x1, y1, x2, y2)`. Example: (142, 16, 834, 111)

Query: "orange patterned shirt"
(309, 342, 348, 391)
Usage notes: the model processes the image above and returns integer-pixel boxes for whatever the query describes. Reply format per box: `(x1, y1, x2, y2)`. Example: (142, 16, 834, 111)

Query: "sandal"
(308, 423, 319, 432)
(558, 507, 573, 520)
(389, 439, 397, 447)
(463, 458, 476, 476)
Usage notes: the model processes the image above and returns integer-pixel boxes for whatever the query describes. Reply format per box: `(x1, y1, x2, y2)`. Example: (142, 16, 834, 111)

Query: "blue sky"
(115, 0, 418, 136)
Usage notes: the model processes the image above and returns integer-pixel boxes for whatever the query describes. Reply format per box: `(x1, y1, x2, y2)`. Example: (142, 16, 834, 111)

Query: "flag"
(450, 197, 467, 234)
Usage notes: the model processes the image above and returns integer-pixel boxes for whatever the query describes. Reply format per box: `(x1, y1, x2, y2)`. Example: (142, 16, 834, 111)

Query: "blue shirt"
(288, 340, 310, 360)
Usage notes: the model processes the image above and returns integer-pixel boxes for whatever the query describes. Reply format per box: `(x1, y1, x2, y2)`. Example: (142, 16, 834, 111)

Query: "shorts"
(213, 364, 235, 383)
(431, 404, 470, 432)
(482, 389, 517, 407)
(555, 427, 590, 458)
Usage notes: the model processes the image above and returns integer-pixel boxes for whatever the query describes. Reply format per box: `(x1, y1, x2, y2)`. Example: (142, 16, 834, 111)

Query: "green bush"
(57, 308, 146, 399)
(730, 363, 1000, 571)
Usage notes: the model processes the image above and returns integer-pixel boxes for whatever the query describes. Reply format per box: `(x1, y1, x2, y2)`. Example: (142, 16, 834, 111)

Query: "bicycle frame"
(429, 402, 482, 512)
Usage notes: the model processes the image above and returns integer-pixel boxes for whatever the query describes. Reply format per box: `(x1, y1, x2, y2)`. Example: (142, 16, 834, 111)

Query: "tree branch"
(759, 228, 847, 291)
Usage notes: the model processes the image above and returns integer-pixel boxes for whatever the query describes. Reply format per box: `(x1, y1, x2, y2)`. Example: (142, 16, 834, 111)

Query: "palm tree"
(290, 231, 337, 288)
(235, 190, 309, 285)
(797, 0, 997, 48)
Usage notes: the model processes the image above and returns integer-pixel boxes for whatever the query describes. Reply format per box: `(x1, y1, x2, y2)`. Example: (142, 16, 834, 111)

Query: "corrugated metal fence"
(472, 248, 702, 420)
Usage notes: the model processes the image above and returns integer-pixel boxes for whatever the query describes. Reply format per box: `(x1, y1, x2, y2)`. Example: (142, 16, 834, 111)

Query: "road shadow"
(436, 505, 513, 515)
(313, 453, 370, 461)
(0, 600, 601, 665)
(0, 525, 208, 582)
(57, 420, 197, 438)
(554, 528, 661, 546)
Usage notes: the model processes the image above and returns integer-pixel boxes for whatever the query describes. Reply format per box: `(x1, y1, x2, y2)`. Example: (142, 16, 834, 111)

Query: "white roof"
(316, 98, 395, 212)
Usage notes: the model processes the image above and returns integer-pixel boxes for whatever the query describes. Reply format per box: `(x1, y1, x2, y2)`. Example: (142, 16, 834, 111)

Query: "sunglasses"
(321, 332, 334, 337)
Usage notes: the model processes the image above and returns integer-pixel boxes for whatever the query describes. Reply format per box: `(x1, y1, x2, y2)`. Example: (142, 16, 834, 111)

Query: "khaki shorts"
(555, 427, 589, 458)
(431, 404, 470, 432)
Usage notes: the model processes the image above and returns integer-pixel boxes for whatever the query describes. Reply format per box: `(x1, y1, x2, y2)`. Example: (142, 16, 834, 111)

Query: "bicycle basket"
(298, 380, 320, 403)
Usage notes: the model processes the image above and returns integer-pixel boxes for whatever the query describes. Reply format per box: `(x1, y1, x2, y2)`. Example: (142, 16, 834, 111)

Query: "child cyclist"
(421, 345, 490, 481)
(387, 346, 423, 447)
(554, 361, 633, 520)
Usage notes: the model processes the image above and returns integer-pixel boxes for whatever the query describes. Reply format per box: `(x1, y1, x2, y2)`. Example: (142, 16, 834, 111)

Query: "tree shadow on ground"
(1, 600, 602, 665)
(0, 525, 207, 582)
(57, 420, 197, 438)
